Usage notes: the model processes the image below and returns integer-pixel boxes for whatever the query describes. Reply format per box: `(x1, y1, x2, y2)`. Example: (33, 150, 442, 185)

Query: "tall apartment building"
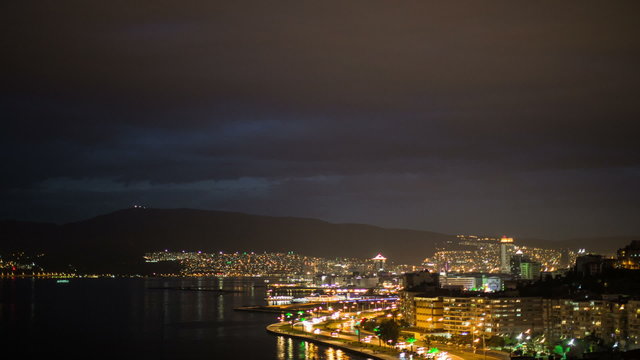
(413, 296, 543, 337)
(628, 300, 640, 349)
(400, 271, 440, 327)
(414, 296, 444, 332)
(407, 295, 640, 350)
(489, 297, 544, 335)
(543, 299, 618, 340)
(442, 297, 489, 335)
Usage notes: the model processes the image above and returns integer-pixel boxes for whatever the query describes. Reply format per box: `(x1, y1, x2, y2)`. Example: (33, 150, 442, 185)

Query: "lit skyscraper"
(372, 253, 387, 272)
(500, 236, 515, 274)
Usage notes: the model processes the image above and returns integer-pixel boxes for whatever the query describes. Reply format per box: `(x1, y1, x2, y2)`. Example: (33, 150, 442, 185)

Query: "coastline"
(266, 322, 399, 360)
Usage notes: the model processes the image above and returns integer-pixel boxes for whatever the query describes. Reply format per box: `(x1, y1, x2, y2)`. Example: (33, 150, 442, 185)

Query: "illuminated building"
(400, 271, 440, 326)
(490, 297, 544, 336)
(407, 295, 640, 348)
(441, 297, 491, 335)
(519, 261, 541, 280)
(414, 296, 444, 331)
(500, 236, 515, 274)
(440, 275, 478, 291)
(510, 250, 525, 277)
(410, 296, 543, 337)
(432, 273, 504, 292)
(509, 250, 542, 280)
(372, 253, 387, 272)
(628, 300, 640, 350)
(483, 276, 503, 292)
(617, 240, 640, 270)
(543, 298, 629, 346)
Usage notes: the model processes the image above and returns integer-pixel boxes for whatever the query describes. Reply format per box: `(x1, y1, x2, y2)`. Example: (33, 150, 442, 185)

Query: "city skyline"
(3, 2, 640, 359)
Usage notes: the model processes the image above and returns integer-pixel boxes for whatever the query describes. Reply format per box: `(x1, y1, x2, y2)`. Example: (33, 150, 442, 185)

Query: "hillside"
(1, 208, 636, 273)
(518, 236, 636, 256)
(1, 208, 455, 273)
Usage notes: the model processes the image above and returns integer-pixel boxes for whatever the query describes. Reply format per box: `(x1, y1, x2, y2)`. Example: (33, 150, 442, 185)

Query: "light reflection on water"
(276, 337, 358, 360)
(0, 278, 370, 359)
(277, 336, 286, 360)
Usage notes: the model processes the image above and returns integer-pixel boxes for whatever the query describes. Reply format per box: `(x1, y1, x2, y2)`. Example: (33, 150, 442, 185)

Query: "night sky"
(2, 1, 640, 239)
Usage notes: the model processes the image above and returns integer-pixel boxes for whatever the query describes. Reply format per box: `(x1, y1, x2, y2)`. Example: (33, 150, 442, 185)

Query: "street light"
(407, 337, 417, 353)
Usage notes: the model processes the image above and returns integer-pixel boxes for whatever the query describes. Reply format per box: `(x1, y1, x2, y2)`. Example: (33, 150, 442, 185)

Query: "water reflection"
(277, 336, 286, 360)
(0, 278, 369, 359)
(217, 293, 224, 321)
(275, 337, 357, 360)
(288, 337, 294, 359)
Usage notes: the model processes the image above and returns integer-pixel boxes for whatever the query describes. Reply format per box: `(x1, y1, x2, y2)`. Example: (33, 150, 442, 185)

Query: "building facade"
(500, 237, 515, 274)
(618, 241, 640, 270)
(406, 295, 640, 350)
(412, 296, 543, 337)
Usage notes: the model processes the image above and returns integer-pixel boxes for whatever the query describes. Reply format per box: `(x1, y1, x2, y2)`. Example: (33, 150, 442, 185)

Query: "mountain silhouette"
(0, 208, 453, 273)
(1, 208, 635, 274)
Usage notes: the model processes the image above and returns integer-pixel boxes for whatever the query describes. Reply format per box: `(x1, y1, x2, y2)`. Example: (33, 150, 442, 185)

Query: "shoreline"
(266, 322, 399, 360)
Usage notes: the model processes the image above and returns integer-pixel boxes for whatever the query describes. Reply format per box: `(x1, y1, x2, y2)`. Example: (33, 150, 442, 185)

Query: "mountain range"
(0, 208, 635, 273)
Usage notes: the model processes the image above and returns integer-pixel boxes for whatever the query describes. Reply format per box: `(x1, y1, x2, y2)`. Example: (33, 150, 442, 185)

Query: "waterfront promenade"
(266, 322, 401, 360)
(266, 322, 466, 360)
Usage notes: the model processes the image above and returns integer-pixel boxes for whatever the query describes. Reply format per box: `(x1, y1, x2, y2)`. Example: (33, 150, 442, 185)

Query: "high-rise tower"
(499, 236, 515, 274)
(372, 253, 387, 272)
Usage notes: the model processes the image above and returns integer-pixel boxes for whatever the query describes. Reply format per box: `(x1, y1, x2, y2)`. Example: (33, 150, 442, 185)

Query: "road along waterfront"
(267, 322, 403, 360)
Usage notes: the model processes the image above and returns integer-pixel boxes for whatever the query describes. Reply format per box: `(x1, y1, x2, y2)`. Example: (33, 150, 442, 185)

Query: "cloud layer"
(2, 1, 640, 238)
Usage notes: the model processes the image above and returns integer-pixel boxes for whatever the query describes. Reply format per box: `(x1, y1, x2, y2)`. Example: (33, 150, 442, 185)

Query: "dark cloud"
(1, 1, 640, 238)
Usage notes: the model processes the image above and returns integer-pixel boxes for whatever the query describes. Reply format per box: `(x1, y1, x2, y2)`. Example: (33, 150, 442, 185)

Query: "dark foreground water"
(0, 278, 368, 359)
